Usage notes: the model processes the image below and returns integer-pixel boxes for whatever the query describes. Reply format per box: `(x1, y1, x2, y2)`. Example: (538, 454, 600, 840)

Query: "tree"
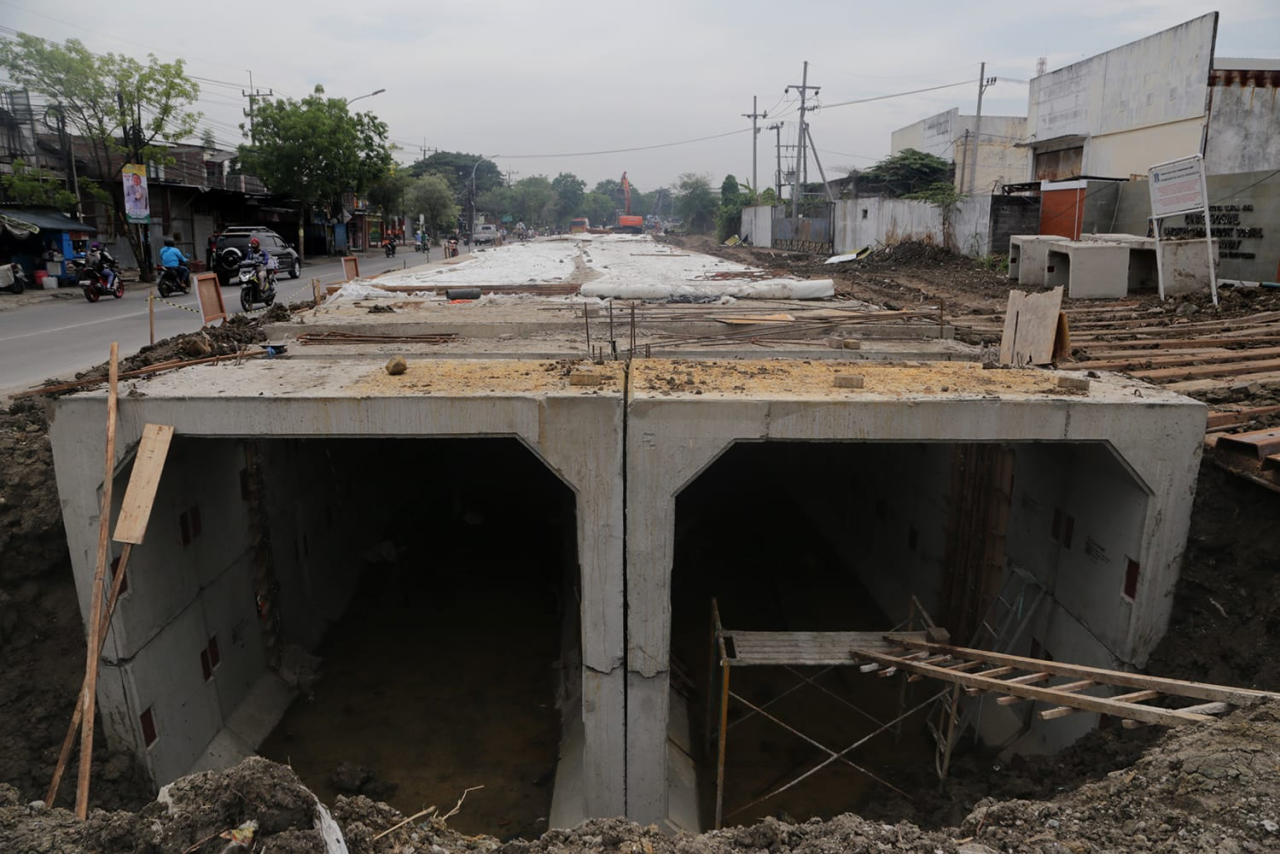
(759, 187, 779, 205)
(675, 173, 716, 233)
(0, 159, 80, 212)
(715, 174, 749, 242)
(237, 85, 392, 261)
(856, 148, 953, 197)
(0, 33, 201, 279)
(580, 192, 615, 228)
(200, 127, 217, 150)
(512, 176, 554, 226)
(592, 178, 620, 199)
(404, 174, 459, 236)
(408, 151, 502, 199)
(366, 170, 411, 217)
(551, 172, 586, 223)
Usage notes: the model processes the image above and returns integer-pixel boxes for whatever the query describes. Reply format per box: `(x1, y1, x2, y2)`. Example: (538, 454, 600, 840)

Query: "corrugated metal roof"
(0, 206, 97, 234)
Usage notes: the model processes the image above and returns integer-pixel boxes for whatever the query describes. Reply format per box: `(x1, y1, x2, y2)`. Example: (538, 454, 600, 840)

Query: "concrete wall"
(1205, 70, 1280, 174)
(833, 195, 992, 257)
(623, 385, 1204, 826)
(892, 109, 1030, 193)
(1081, 171, 1280, 282)
(47, 437, 265, 786)
(49, 375, 628, 817)
(1026, 13, 1217, 178)
(740, 205, 773, 247)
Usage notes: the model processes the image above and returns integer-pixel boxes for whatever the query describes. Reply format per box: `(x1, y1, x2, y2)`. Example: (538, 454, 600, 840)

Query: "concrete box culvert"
(48, 356, 1203, 832)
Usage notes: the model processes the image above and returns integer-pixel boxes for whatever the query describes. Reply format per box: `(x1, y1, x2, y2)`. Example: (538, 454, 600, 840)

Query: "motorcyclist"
(381, 234, 396, 257)
(159, 237, 190, 286)
(245, 237, 275, 292)
(86, 242, 118, 288)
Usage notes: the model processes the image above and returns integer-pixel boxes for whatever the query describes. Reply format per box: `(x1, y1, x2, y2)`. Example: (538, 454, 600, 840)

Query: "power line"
(813, 79, 977, 111)
(495, 127, 752, 159)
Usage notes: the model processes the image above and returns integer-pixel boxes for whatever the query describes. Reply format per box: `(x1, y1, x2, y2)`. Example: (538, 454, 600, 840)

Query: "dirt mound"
(962, 701, 1280, 852)
(5, 705, 1279, 853)
(1146, 461, 1280, 691)
(0, 397, 64, 583)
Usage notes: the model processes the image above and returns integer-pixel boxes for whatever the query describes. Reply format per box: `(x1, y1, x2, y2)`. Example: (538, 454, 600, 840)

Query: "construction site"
(3, 233, 1280, 854)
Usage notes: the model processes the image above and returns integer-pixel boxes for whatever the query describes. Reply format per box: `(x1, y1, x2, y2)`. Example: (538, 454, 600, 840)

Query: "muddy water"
(259, 563, 561, 839)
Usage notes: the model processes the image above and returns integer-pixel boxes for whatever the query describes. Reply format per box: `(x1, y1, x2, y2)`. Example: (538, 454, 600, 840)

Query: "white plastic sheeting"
(580, 278, 834, 301)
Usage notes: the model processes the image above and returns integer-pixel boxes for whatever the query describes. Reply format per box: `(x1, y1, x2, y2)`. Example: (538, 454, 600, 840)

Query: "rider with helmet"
(86, 242, 118, 288)
(159, 237, 190, 285)
(245, 236, 276, 292)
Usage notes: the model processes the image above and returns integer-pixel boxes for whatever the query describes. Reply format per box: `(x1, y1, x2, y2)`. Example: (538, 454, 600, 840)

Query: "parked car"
(472, 223, 498, 245)
(212, 227, 300, 285)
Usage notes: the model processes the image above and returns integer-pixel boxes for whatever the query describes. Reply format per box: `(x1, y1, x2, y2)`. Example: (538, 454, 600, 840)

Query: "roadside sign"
(194, 272, 226, 325)
(1148, 156, 1205, 218)
(1148, 154, 1217, 306)
(122, 164, 150, 224)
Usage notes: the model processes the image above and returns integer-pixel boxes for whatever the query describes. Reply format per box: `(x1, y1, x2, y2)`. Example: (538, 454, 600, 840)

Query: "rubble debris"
(385, 356, 408, 375)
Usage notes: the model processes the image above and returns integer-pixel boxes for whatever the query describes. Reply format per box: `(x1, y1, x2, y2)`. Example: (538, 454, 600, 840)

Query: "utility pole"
(767, 122, 783, 200)
(742, 96, 767, 199)
(968, 63, 997, 194)
(241, 71, 272, 144)
(786, 62, 819, 217)
(805, 125, 835, 202)
(505, 169, 519, 187)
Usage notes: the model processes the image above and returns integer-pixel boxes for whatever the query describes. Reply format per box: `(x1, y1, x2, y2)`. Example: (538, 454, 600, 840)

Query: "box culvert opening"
(669, 439, 1149, 829)
(107, 435, 580, 839)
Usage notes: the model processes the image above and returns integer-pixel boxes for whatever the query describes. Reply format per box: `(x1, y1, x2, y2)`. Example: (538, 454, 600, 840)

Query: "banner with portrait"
(122, 163, 150, 224)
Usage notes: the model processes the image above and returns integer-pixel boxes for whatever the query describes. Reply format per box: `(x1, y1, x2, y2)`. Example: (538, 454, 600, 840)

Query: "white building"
(891, 108, 1030, 194)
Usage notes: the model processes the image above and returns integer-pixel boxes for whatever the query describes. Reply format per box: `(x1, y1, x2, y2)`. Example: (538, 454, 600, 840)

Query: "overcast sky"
(2, 0, 1278, 194)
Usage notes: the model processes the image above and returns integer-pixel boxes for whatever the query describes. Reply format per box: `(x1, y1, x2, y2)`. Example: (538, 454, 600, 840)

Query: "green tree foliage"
(715, 174, 750, 242)
(675, 173, 716, 233)
(551, 172, 586, 223)
(592, 179, 620, 199)
(758, 187, 778, 205)
(408, 151, 502, 199)
(236, 85, 392, 259)
(856, 148, 953, 197)
(579, 192, 615, 227)
(405, 173, 459, 235)
(0, 159, 80, 211)
(199, 127, 217, 150)
(513, 176, 554, 225)
(366, 170, 411, 216)
(0, 33, 201, 276)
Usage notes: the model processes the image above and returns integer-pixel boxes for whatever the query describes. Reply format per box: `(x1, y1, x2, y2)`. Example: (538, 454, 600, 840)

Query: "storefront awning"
(0, 207, 97, 237)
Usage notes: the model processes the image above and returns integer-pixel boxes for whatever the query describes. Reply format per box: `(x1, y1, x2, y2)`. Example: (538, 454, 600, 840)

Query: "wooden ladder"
(858, 639, 1280, 729)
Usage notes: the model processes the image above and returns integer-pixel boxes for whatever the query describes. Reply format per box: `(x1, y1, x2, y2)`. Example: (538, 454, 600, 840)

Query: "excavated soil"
(3, 703, 1279, 852)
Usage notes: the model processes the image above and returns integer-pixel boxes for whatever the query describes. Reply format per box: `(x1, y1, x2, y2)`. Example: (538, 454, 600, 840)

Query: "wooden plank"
(855, 649, 1216, 727)
(1131, 357, 1280, 382)
(1000, 287, 1064, 366)
(1070, 334, 1280, 350)
(997, 678, 1095, 706)
(1040, 705, 1080, 720)
(77, 343, 118, 819)
(112, 425, 175, 545)
(965, 668, 1045, 696)
(891, 639, 1280, 705)
(1112, 689, 1160, 703)
(1215, 427, 1280, 460)
(1206, 405, 1280, 429)
(1082, 346, 1280, 372)
(1169, 370, 1280, 393)
(1179, 701, 1230, 715)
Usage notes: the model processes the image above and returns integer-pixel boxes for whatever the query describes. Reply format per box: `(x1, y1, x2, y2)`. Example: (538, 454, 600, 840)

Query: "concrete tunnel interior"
(668, 439, 1151, 829)
(107, 435, 580, 839)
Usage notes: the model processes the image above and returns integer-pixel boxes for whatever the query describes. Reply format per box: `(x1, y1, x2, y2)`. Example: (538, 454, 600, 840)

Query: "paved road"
(0, 246, 451, 397)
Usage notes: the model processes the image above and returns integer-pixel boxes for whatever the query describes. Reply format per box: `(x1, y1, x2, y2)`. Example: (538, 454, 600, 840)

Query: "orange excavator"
(613, 172, 644, 234)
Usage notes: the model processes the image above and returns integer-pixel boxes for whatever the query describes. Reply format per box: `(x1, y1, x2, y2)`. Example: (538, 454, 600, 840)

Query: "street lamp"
(344, 88, 385, 107)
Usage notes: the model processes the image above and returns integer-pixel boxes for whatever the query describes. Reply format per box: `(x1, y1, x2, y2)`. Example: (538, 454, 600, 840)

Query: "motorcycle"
(237, 260, 276, 312)
(383, 240, 397, 258)
(2, 262, 26, 294)
(156, 264, 191, 297)
(446, 238, 459, 258)
(74, 259, 123, 302)
(414, 239, 428, 253)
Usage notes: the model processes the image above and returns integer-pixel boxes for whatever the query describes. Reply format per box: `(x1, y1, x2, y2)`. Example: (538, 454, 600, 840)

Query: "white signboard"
(1148, 153, 1216, 306)
(1148, 156, 1205, 219)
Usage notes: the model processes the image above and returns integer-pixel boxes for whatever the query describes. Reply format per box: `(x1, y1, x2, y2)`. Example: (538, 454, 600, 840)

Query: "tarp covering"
(0, 206, 97, 236)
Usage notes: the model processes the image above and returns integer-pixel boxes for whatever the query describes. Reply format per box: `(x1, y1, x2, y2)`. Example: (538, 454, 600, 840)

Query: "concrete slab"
(1009, 235, 1069, 286)
(1045, 241, 1131, 299)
